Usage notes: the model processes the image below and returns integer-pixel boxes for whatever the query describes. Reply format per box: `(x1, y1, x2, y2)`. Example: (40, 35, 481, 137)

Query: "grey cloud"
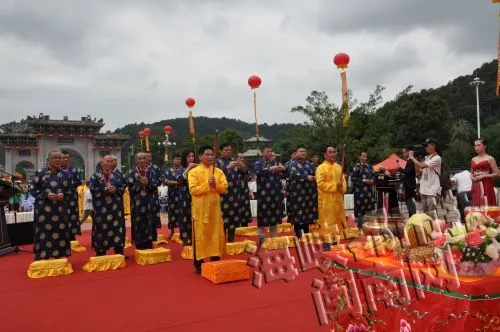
(317, 0, 497, 55)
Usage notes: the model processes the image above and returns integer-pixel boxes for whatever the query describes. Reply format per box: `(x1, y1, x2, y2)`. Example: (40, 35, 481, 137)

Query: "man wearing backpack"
(409, 138, 442, 220)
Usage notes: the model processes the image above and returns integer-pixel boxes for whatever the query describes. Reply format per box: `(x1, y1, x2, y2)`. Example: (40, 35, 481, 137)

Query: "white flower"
(486, 228, 498, 239)
(485, 243, 499, 261)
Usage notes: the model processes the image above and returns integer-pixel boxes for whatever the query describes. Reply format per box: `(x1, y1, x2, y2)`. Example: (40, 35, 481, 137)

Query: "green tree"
(218, 129, 244, 153)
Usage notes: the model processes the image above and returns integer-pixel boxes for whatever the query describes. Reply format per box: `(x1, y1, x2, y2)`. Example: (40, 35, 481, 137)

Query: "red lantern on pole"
(143, 128, 151, 136)
(164, 125, 172, 134)
(138, 131, 145, 138)
(248, 75, 262, 138)
(185, 98, 195, 108)
(248, 75, 262, 89)
(333, 52, 350, 70)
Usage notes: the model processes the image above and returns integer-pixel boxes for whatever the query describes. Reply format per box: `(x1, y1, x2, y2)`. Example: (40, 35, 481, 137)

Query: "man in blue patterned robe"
(61, 151, 83, 240)
(90, 155, 126, 256)
(351, 152, 375, 228)
(165, 154, 192, 244)
(127, 153, 159, 249)
(254, 146, 287, 245)
(216, 143, 250, 242)
(286, 146, 318, 238)
(30, 149, 73, 260)
(146, 152, 162, 232)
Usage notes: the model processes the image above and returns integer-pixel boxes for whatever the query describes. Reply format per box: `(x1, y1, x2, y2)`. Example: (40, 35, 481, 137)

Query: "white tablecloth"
(5, 212, 34, 224)
(249, 194, 354, 218)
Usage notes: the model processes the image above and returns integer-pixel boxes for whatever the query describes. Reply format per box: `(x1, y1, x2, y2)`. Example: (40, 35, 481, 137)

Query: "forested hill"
(115, 117, 300, 143)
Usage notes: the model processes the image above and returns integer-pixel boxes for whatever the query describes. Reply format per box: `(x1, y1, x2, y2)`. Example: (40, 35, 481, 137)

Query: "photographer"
(408, 138, 441, 220)
(398, 146, 417, 217)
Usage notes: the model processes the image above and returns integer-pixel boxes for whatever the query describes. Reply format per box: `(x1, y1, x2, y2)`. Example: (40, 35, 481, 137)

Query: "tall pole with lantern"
(248, 75, 262, 143)
(186, 97, 196, 151)
(163, 125, 173, 162)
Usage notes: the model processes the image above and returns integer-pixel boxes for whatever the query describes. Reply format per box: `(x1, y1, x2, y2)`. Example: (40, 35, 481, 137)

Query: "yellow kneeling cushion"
(124, 237, 132, 249)
(171, 233, 183, 244)
(71, 240, 87, 253)
(262, 236, 296, 249)
(277, 223, 294, 233)
(135, 248, 172, 265)
(202, 259, 250, 284)
(153, 234, 168, 246)
(235, 226, 258, 237)
(226, 240, 256, 255)
(27, 258, 74, 279)
(181, 246, 193, 260)
(82, 254, 126, 272)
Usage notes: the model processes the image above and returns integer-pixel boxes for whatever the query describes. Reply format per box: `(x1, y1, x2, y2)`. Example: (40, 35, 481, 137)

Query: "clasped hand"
(208, 176, 216, 187)
(48, 192, 64, 201)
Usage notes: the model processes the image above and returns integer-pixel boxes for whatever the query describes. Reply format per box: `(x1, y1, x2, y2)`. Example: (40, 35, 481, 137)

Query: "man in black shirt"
(398, 146, 417, 217)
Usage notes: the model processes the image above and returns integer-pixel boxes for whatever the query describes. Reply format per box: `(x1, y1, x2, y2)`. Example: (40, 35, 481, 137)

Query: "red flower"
(466, 231, 483, 247)
(444, 248, 463, 265)
(431, 234, 446, 247)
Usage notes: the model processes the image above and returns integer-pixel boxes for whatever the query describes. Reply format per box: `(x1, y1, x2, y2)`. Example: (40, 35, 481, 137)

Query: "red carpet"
(0, 227, 327, 332)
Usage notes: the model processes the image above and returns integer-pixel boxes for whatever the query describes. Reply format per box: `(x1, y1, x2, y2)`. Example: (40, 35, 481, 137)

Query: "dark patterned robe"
(254, 159, 285, 227)
(164, 166, 192, 245)
(216, 157, 252, 231)
(127, 167, 159, 245)
(351, 162, 375, 219)
(62, 166, 82, 236)
(238, 168, 252, 227)
(90, 170, 126, 251)
(30, 168, 73, 260)
(287, 160, 318, 225)
(284, 159, 294, 222)
(148, 164, 162, 229)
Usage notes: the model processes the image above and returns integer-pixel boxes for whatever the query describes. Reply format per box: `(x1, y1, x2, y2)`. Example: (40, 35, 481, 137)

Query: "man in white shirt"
(409, 138, 441, 220)
(158, 184, 168, 214)
(80, 180, 93, 224)
(451, 170, 472, 222)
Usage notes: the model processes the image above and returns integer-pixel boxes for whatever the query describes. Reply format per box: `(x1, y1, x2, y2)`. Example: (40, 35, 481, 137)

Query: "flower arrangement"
(429, 213, 500, 276)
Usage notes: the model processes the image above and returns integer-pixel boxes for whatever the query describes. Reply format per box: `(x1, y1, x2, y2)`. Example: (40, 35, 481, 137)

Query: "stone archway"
(15, 160, 36, 180)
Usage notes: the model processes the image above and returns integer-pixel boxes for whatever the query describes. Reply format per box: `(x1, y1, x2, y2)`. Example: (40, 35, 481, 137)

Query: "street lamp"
(161, 125, 175, 162)
(469, 75, 485, 138)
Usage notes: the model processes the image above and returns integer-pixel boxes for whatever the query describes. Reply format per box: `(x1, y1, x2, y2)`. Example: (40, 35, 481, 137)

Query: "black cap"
(423, 138, 438, 146)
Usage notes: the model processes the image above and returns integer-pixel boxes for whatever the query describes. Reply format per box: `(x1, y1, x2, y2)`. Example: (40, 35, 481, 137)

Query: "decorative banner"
(340, 71, 349, 127)
(497, 11, 500, 96)
(189, 111, 196, 143)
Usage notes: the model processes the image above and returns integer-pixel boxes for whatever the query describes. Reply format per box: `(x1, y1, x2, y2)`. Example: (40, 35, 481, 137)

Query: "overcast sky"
(0, 0, 497, 131)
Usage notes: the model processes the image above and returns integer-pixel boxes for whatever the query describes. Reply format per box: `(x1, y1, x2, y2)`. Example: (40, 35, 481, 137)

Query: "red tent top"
(374, 153, 406, 173)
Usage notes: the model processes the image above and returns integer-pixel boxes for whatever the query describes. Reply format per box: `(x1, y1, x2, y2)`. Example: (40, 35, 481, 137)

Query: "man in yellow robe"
(77, 182, 87, 218)
(316, 146, 346, 251)
(188, 145, 228, 274)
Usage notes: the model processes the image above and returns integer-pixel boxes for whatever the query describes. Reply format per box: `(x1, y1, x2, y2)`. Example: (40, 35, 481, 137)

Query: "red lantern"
(15, 146, 20, 150)
(164, 125, 172, 134)
(48, 134, 53, 138)
(88, 134, 93, 138)
(248, 75, 262, 89)
(185, 98, 195, 108)
(143, 128, 151, 136)
(333, 52, 350, 69)
(138, 130, 145, 137)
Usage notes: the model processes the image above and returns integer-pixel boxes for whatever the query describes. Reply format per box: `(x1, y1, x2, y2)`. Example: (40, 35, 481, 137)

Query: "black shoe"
(210, 256, 220, 262)
(195, 268, 201, 275)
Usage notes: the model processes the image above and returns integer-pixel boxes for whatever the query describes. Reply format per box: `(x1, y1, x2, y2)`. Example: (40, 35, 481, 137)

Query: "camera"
(410, 144, 426, 159)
